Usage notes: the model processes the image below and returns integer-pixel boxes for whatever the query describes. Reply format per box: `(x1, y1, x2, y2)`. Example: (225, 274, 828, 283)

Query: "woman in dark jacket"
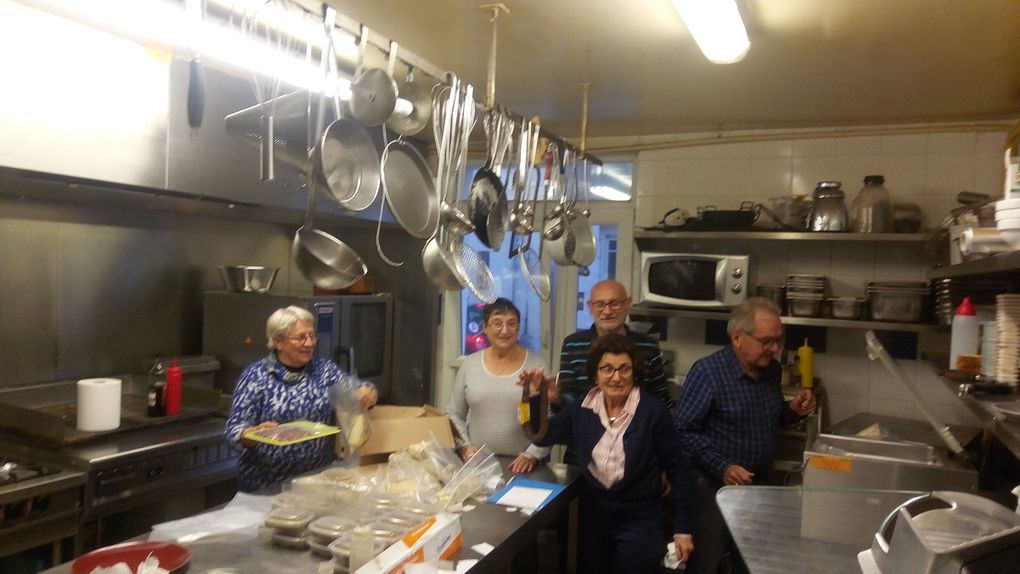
(520, 333, 694, 573)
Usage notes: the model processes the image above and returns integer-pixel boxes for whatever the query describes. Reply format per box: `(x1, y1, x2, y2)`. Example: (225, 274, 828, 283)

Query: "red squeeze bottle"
(165, 359, 182, 415)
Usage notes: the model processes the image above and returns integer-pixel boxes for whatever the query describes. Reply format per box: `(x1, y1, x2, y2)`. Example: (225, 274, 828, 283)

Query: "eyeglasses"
(743, 331, 784, 349)
(597, 364, 633, 377)
(589, 298, 630, 312)
(286, 333, 318, 344)
(486, 320, 519, 331)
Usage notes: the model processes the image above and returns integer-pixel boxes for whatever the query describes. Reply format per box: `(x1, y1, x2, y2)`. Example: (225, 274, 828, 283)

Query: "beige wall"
(619, 123, 1014, 429)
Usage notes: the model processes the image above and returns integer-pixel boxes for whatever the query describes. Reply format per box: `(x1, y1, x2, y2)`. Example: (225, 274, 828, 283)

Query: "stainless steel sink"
(800, 433, 978, 547)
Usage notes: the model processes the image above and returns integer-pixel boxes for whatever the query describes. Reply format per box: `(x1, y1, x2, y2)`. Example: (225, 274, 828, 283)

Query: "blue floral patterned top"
(225, 353, 359, 492)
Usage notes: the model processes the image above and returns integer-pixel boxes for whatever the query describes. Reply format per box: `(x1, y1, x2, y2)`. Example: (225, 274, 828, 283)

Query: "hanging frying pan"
(349, 27, 398, 126)
(316, 24, 380, 212)
(381, 138, 439, 238)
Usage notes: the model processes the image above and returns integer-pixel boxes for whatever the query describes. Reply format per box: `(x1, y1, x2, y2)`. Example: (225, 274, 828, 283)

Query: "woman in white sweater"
(445, 298, 550, 474)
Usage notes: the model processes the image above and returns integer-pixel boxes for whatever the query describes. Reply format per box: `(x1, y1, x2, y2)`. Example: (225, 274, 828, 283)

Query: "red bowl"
(71, 541, 190, 574)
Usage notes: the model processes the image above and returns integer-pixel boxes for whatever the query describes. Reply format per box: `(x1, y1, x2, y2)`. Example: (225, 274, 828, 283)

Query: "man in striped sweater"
(553, 279, 673, 412)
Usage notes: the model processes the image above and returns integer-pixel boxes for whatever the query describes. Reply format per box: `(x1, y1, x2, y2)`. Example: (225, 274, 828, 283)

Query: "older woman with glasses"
(225, 305, 378, 492)
(445, 297, 550, 474)
(520, 333, 694, 573)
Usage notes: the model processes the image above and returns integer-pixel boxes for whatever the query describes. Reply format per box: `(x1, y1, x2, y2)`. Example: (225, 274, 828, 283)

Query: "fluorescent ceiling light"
(672, 0, 750, 64)
(15, 0, 353, 96)
(590, 185, 631, 202)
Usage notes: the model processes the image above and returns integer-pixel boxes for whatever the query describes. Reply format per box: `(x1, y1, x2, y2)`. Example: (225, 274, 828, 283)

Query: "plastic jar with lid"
(850, 174, 894, 232)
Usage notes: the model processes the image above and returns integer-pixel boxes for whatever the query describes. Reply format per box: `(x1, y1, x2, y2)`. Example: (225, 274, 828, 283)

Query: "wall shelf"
(630, 305, 941, 333)
(930, 251, 1020, 278)
(634, 230, 932, 242)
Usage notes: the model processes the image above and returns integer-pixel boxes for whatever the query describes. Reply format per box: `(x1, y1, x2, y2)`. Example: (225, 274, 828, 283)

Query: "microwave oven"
(638, 252, 750, 308)
(202, 291, 393, 396)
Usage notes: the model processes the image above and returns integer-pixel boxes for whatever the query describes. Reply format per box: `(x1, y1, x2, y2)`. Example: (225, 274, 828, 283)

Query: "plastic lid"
(955, 296, 976, 316)
(863, 175, 885, 185)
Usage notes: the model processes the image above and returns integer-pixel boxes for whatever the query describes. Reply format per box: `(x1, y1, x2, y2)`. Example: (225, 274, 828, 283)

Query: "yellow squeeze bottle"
(798, 338, 814, 389)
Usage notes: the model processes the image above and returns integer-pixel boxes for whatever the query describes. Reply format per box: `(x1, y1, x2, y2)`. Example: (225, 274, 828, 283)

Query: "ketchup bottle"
(165, 359, 182, 415)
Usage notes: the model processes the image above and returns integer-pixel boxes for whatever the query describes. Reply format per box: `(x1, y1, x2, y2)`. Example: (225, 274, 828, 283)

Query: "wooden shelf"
(634, 230, 932, 242)
(630, 305, 942, 333)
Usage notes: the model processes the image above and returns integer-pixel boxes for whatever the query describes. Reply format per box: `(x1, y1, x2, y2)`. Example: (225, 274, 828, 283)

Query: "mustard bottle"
(798, 338, 814, 388)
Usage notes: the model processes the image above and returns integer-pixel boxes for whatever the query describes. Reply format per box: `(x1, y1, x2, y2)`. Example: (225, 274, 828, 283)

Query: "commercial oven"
(202, 292, 394, 397)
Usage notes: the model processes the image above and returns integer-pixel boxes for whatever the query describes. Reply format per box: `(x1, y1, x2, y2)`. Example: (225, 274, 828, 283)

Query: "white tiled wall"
(628, 123, 1010, 430)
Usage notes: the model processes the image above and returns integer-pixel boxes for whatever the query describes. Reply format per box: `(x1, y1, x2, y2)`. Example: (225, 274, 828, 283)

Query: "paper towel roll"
(77, 378, 122, 432)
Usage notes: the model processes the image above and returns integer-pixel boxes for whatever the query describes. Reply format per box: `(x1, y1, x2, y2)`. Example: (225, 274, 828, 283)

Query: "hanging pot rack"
(206, 0, 599, 163)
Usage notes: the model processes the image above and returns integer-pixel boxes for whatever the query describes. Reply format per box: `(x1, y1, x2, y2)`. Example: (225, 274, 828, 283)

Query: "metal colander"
(449, 235, 498, 303)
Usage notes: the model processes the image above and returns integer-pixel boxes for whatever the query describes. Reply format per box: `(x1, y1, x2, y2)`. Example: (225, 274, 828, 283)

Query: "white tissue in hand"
(90, 564, 133, 574)
(137, 556, 169, 574)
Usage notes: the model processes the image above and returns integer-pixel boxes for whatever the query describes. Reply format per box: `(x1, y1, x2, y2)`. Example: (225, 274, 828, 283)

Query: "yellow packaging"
(242, 421, 340, 446)
(354, 512, 462, 574)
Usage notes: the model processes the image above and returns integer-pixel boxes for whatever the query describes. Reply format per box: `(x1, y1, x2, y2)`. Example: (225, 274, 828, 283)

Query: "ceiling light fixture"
(671, 0, 750, 64)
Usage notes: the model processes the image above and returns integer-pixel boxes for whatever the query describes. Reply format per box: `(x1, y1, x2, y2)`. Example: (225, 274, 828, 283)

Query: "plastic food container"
(265, 507, 315, 531)
(308, 515, 357, 539)
(308, 537, 333, 558)
(828, 297, 866, 319)
(271, 531, 310, 550)
(243, 421, 341, 446)
(328, 532, 388, 571)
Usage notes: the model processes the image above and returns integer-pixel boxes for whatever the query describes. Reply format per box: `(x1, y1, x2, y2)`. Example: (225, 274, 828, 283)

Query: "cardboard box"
(358, 405, 455, 456)
(355, 513, 462, 574)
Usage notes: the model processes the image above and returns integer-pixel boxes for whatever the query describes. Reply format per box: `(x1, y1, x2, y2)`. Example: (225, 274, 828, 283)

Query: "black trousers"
(684, 471, 749, 574)
(578, 493, 664, 574)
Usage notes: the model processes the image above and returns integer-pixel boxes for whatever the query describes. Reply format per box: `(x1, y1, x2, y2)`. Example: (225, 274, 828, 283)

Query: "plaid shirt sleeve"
(673, 360, 730, 479)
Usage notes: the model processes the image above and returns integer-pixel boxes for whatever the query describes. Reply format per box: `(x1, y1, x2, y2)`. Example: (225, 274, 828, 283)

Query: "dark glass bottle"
(147, 355, 166, 417)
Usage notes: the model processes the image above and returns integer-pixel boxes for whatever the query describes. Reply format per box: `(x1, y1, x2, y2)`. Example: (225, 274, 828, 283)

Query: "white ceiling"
(326, 0, 1020, 140)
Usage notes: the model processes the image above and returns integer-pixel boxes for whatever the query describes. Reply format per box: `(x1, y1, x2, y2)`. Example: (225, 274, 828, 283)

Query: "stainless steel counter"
(940, 377, 1020, 457)
(717, 486, 924, 574)
(41, 459, 581, 574)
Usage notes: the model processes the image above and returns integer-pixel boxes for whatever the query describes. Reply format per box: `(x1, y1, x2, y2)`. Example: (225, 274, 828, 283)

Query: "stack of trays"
(265, 506, 315, 550)
(308, 515, 357, 557)
(866, 281, 931, 323)
(934, 277, 1013, 326)
(981, 320, 999, 379)
(786, 274, 827, 317)
(996, 294, 1020, 385)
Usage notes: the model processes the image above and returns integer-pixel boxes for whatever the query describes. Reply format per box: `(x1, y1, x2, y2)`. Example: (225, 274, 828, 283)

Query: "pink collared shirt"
(581, 386, 641, 489)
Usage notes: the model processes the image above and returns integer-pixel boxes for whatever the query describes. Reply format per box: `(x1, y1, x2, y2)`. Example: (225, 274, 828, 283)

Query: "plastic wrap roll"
(76, 378, 122, 431)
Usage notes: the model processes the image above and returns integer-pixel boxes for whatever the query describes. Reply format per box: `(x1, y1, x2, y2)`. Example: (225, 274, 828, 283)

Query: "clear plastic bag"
(437, 444, 505, 509)
(328, 373, 373, 459)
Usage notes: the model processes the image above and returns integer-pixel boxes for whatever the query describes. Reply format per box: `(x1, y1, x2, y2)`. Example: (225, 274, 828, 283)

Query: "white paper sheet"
(470, 542, 494, 556)
(492, 485, 552, 511)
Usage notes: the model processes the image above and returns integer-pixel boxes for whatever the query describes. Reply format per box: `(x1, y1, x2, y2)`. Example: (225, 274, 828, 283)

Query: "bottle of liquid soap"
(798, 339, 814, 389)
(147, 355, 166, 417)
(950, 297, 979, 371)
(165, 359, 182, 416)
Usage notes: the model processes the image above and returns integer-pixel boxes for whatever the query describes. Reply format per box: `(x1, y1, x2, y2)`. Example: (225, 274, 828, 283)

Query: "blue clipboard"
(487, 477, 566, 511)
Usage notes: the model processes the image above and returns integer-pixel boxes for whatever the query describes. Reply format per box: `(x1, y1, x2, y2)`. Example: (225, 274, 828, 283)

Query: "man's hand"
(240, 421, 278, 448)
(673, 534, 694, 564)
(508, 454, 538, 475)
(789, 389, 816, 416)
(355, 384, 379, 410)
(722, 464, 754, 486)
(457, 445, 481, 463)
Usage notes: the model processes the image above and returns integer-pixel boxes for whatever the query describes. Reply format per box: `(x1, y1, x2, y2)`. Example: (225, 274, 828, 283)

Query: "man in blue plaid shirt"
(674, 297, 815, 574)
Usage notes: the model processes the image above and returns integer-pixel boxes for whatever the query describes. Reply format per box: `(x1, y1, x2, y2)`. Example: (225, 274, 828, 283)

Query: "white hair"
(265, 305, 314, 349)
(727, 297, 781, 336)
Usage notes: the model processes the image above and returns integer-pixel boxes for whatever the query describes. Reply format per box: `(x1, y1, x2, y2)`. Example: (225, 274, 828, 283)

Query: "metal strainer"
(520, 247, 551, 301)
(449, 235, 498, 304)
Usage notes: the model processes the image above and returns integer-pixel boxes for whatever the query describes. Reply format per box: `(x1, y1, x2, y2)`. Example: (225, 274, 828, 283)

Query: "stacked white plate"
(995, 294, 1020, 384)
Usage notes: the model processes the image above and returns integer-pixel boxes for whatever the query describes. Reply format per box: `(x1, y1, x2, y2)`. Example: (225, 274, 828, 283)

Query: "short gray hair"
(266, 305, 314, 349)
(727, 297, 781, 336)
